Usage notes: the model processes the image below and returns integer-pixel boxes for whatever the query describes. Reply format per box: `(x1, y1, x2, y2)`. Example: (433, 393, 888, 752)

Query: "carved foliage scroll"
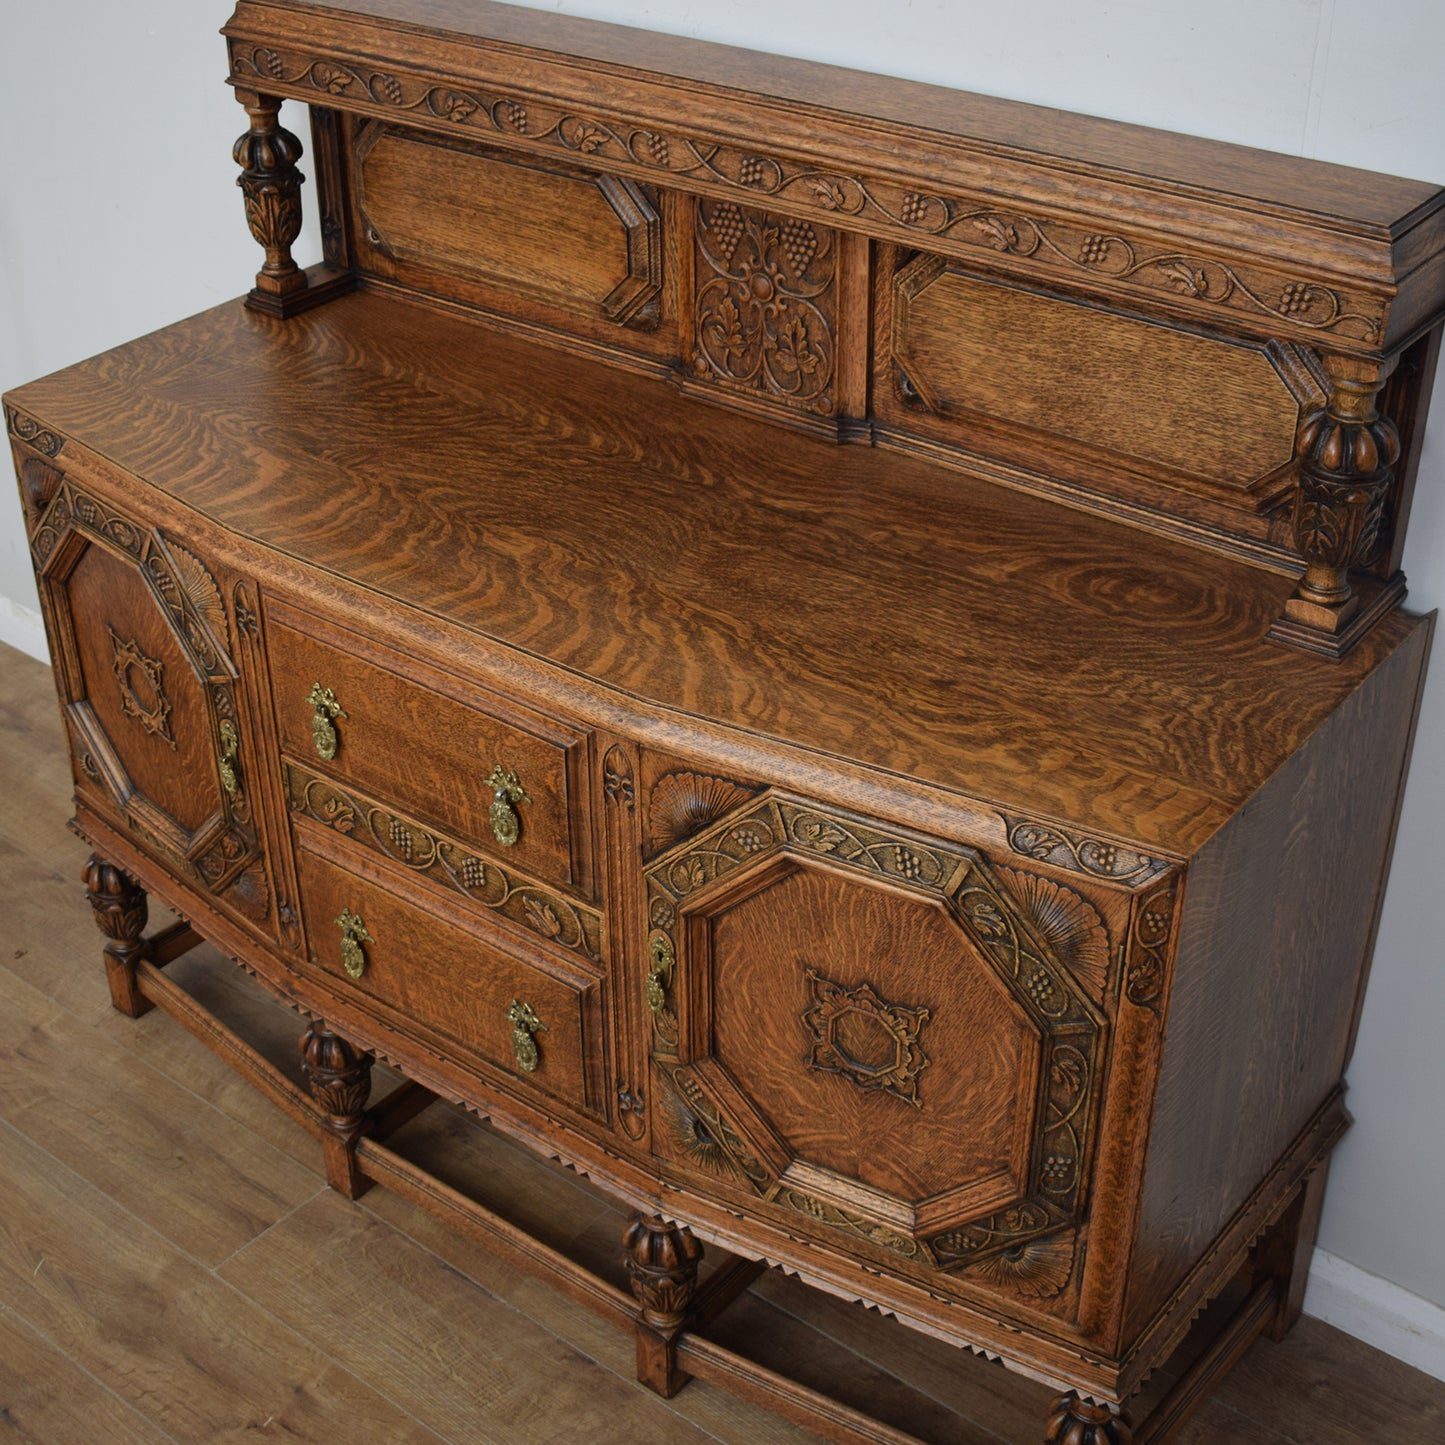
(690, 200, 837, 414)
(286, 762, 602, 962)
(230, 44, 1390, 346)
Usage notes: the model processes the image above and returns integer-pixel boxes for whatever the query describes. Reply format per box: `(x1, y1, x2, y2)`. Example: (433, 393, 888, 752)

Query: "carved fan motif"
(166, 541, 228, 643)
(958, 1231, 1076, 1300)
(995, 865, 1110, 1002)
(660, 1078, 738, 1179)
(647, 770, 757, 855)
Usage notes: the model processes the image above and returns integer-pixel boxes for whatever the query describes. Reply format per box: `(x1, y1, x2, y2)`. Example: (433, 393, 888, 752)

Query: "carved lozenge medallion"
(802, 968, 931, 1108)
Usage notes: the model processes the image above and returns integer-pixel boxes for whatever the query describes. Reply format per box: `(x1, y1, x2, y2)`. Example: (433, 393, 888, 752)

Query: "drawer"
(294, 837, 602, 1116)
(267, 604, 590, 896)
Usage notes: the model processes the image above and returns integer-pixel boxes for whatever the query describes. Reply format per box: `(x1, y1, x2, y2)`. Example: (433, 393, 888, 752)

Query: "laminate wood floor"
(2, 638, 1442, 1444)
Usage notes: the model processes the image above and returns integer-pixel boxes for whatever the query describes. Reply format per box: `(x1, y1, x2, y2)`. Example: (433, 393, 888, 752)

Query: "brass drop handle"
(645, 930, 674, 1014)
(507, 999, 547, 1072)
(218, 720, 241, 797)
(307, 683, 347, 761)
(336, 908, 370, 980)
(487, 764, 530, 847)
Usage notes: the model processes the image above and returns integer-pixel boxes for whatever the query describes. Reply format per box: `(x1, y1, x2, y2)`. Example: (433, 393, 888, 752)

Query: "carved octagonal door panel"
(644, 791, 1106, 1291)
(31, 484, 268, 923)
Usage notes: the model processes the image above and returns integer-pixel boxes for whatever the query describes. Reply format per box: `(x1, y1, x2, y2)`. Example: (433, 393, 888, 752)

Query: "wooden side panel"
(346, 120, 673, 359)
(1123, 614, 1434, 1342)
(878, 255, 1328, 550)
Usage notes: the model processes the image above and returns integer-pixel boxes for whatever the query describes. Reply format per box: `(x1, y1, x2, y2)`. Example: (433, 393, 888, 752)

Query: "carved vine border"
(1000, 812, 1172, 887)
(5, 404, 64, 458)
(285, 762, 603, 962)
(231, 45, 1387, 343)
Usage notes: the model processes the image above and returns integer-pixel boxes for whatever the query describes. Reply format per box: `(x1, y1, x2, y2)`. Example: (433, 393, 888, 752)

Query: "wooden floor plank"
(216, 1189, 722, 1445)
(0, 1304, 176, 1445)
(0, 1119, 443, 1444)
(0, 961, 325, 1269)
(1204, 1316, 1445, 1444)
(753, 1269, 1053, 1441)
(361, 1108, 824, 1443)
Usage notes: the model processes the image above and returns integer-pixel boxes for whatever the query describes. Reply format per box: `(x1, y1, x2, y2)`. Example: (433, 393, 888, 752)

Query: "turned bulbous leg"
(83, 854, 151, 1018)
(1044, 1393, 1134, 1445)
(624, 1210, 704, 1397)
(300, 1019, 373, 1198)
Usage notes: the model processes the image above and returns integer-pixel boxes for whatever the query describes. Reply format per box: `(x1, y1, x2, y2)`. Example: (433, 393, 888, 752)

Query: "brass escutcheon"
(486, 763, 530, 847)
(307, 683, 347, 761)
(506, 999, 547, 1072)
(645, 930, 674, 1013)
(336, 907, 370, 980)
(218, 719, 241, 797)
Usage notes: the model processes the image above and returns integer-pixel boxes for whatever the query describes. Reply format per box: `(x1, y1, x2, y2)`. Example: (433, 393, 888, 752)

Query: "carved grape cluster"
(1079, 233, 1112, 265)
(900, 192, 932, 225)
(388, 816, 415, 860)
(1279, 281, 1316, 316)
(640, 130, 670, 165)
(893, 846, 923, 880)
(460, 856, 488, 890)
(738, 155, 768, 187)
(709, 202, 745, 262)
(781, 217, 818, 275)
(1041, 1154, 1072, 1186)
(374, 72, 404, 105)
(1026, 968, 1057, 1007)
(499, 100, 528, 133)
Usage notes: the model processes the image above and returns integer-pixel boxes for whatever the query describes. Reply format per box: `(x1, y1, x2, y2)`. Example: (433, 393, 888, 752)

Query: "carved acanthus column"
(300, 1019, 374, 1197)
(83, 854, 152, 1018)
(233, 90, 308, 314)
(1273, 353, 1400, 654)
(1043, 1393, 1134, 1444)
(623, 1211, 704, 1397)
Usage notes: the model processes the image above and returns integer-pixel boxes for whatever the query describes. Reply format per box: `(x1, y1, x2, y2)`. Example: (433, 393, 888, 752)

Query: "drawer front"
(295, 839, 601, 1115)
(268, 607, 588, 896)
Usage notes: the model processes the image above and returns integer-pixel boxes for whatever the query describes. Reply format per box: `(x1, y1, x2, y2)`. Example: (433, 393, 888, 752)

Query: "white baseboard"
(0, 594, 47, 662)
(1304, 1248, 1445, 1383)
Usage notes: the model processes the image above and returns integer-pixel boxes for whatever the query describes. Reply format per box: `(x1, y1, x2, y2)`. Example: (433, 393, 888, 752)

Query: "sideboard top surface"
(8, 290, 1419, 856)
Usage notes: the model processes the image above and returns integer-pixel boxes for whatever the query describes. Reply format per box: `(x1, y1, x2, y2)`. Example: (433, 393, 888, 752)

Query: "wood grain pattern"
(889, 260, 1316, 503)
(351, 122, 668, 341)
(10, 291, 1425, 856)
(268, 599, 589, 896)
(1125, 619, 1433, 1341)
(10, 5, 1445, 1436)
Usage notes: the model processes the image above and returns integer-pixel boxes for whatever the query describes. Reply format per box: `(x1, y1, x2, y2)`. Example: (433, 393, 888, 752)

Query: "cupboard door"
(643, 787, 1108, 1293)
(32, 483, 271, 926)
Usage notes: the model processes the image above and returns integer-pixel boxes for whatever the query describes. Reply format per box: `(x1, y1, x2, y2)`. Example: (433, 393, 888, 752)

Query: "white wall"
(3, 0, 1443, 1370)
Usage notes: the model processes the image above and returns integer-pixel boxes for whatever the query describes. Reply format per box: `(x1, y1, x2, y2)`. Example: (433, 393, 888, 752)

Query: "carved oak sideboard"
(7, 2, 1444, 1440)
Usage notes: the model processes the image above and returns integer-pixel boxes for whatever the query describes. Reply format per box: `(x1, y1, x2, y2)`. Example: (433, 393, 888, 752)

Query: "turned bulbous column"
(300, 1019, 373, 1198)
(1043, 1392, 1134, 1444)
(624, 1211, 704, 1397)
(83, 854, 151, 1018)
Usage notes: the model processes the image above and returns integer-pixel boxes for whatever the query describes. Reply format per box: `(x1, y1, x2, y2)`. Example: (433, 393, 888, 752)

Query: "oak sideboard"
(7, 2, 1444, 1440)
